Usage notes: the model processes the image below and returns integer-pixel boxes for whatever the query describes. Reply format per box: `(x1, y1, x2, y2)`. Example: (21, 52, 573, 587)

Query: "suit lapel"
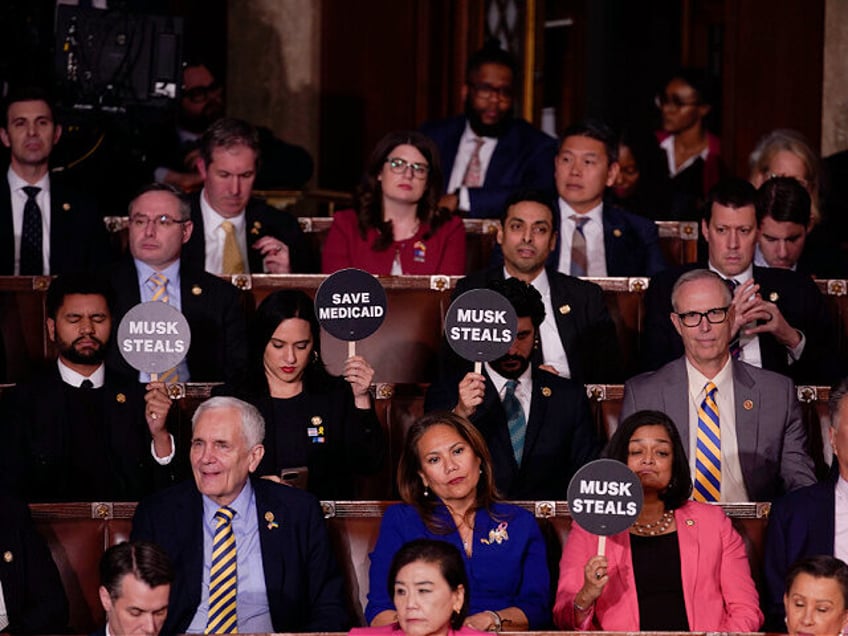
(731, 360, 759, 491)
(549, 275, 579, 358)
(48, 177, 69, 273)
(674, 505, 699, 629)
(663, 359, 691, 450)
(521, 370, 550, 464)
(607, 531, 639, 626)
(254, 481, 285, 601)
(484, 123, 518, 186)
(244, 203, 263, 273)
(0, 176, 14, 273)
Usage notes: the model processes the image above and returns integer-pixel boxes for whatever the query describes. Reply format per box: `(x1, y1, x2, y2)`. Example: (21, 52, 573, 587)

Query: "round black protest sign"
(567, 459, 643, 536)
(444, 289, 518, 362)
(315, 268, 387, 341)
(117, 301, 191, 374)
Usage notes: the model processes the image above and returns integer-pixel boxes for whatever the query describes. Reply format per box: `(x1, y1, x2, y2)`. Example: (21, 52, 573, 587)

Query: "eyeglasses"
(675, 306, 730, 328)
(130, 214, 191, 230)
(386, 157, 430, 179)
(654, 93, 701, 110)
(182, 81, 222, 104)
(469, 82, 513, 101)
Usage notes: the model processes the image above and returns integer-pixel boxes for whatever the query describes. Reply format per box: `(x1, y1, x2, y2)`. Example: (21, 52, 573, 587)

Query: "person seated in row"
(95, 541, 173, 636)
(1, 273, 178, 502)
(216, 289, 385, 499)
(352, 539, 476, 636)
(783, 555, 848, 636)
(322, 130, 466, 275)
(554, 409, 763, 632)
(427, 277, 600, 500)
(607, 126, 673, 221)
(763, 377, 848, 630)
(365, 411, 549, 631)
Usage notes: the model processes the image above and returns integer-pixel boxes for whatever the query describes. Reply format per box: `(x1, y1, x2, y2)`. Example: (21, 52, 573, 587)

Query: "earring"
(312, 350, 319, 362)
(423, 484, 429, 497)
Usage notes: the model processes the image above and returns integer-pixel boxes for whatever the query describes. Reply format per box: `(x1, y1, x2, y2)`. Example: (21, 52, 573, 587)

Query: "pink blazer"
(553, 500, 763, 632)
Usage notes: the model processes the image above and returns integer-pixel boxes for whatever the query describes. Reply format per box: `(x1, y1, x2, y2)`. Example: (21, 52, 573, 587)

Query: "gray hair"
(670, 268, 732, 313)
(192, 396, 265, 447)
(830, 378, 848, 430)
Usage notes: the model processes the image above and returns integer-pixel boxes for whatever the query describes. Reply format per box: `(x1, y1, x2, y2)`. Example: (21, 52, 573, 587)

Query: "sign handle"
(474, 361, 482, 374)
(150, 372, 159, 382)
(597, 535, 606, 557)
(348, 341, 356, 358)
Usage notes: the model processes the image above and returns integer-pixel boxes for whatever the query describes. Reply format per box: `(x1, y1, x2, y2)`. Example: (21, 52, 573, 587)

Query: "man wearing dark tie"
(131, 396, 350, 634)
(0, 86, 108, 275)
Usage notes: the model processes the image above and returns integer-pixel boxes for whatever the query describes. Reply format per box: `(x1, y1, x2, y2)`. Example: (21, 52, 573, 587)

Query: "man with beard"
(0, 274, 179, 501)
(420, 44, 557, 218)
(425, 277, 600, 499)
(152, 61, 313, 192)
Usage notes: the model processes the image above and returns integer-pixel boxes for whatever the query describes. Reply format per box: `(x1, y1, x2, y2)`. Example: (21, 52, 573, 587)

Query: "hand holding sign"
(315, 268, 387, 358)
(444, 289, 518, 374)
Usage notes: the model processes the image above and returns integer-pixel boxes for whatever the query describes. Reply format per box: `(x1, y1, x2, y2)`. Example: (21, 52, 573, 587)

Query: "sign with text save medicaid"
(567, 459, 643, 536)
(444, 289, 518, 362)
(117, 301, 191, 374)
(315, 268, 387, 341)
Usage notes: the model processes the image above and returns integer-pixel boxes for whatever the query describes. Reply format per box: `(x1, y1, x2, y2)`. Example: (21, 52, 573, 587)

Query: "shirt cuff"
(151, 434, 176, 465)
(787, 330, 806, 363)
(458, 186, 471, 212)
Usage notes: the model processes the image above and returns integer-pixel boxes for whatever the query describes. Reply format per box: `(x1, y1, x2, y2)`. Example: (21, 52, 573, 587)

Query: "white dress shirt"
(556, 199, 607, 276)
(485, 362, 533, 423)
(7, 168, 51, 274)
(447, 122, 498, 211)
(834, 476, 848, 563)
(200, 189, 250, 274)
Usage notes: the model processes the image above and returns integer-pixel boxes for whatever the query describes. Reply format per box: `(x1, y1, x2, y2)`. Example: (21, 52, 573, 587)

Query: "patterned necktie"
(570, 215, 589, 277)
(694, 382, 721, 502)
(206, 506, 238, 634)
(147, 273, 179, 382)
(725, 278, 742, 358)
(20, 185, 43, 275)
(503, 379, 527, 465)
(462, 137, 484, 187)
(221, 221, 245, 274)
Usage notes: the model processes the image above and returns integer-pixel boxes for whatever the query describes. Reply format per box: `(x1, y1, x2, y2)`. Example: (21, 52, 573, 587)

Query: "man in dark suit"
(642, 177, 842, 385)
(0, 86, 109, 275)
(426, 277, 600, 499)
(420, 44, 557, 219)
(182, 117, 314, 275)
(548, 119, 667, 277)
(454, 190, 621, 383)
(622, 269, 816, 502)
(131, 396, 349, 634)
(1, 274, 177, 502)
(95, 541, 173, 636)
(762, 377, 848, 631)
(108, 183, 248, 384)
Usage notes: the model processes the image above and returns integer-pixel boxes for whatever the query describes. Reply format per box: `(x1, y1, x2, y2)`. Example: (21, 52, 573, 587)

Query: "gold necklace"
(631, 510, 674, 536)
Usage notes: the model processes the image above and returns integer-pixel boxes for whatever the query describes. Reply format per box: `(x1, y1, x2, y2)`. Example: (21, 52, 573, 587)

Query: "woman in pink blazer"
(553, 410, 763, 632)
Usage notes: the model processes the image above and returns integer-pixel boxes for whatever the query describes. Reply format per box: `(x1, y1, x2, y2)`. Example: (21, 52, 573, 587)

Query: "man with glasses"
(420, 43, 556, 218)
(108, 183, 247, 383)
(642, 177, 841, 385)
(621, 268, 815, 502)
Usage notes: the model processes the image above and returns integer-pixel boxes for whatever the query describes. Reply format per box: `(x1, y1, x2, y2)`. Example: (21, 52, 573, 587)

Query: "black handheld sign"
(444, 289, 518, 364)
(117, 301, 191, 376)
(315, 268, 388, 345)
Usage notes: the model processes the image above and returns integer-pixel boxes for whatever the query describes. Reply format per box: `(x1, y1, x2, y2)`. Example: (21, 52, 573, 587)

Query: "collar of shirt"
(557, 198, 604, 230)
(7, 166, 49, 194)
(685, 354, 733, 400)
(659, 134, 711, 177)
(201, 478, 255, 533)
(708, 261, 754, 285)
(753, 244, 797, 272)
(485, 361, 532, 398)
(837, 475, 848, 500)
(57, 358, 105, 388)
(134, 258, 182, 307)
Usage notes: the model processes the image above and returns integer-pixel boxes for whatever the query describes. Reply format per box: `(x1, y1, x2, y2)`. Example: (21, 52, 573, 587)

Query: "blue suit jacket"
(548, 202, 667, 276)
(130, 477, 350, 635)
(762, 478, 837, 631)
(420, 115, 557, 218)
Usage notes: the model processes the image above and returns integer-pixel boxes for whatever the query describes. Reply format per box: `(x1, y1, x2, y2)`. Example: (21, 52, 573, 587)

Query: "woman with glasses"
(322, 131, 466, 275)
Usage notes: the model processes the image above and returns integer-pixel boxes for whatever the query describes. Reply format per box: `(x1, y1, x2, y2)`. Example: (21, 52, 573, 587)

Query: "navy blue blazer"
(130, 477, 350, 634)
(183, 193, 316, 274)
(763, 478, 837, 631)
(547, 202, 667, 277)
(420, 115, 557, 219)
(0, 171, 110, 274)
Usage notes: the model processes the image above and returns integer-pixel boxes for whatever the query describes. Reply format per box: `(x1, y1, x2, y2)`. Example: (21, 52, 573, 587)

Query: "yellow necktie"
(221, 221, 245, 274)
(694, 382, 721, 502)
(206, 506, 238, 633)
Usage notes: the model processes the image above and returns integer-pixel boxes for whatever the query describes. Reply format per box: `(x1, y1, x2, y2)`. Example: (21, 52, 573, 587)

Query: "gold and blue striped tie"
(147, 272, 179, 383)
(694, 382, 721, 502)
(206, 506, 238, 634)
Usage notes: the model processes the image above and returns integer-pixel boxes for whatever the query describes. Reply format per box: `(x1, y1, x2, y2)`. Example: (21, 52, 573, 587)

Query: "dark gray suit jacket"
(620, 357, 815, 501)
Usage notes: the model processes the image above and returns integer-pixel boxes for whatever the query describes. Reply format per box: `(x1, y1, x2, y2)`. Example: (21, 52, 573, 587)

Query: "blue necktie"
(20, 186, 43, 275)
(503, 379, 527, 465)
(694, 382, 721, 502)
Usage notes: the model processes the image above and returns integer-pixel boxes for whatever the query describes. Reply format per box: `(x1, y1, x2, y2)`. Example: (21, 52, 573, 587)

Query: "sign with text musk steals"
(315, 268, 387, 341)
(444, 289, 518, 362)
(117, 301, 191, 374)
(567, 459, 643, 536)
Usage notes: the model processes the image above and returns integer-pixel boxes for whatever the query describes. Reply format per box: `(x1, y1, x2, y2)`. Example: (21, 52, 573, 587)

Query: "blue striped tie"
(694, 382, 721, 502)
(503, 379, 526, 465)
(206, 506, 238, 633)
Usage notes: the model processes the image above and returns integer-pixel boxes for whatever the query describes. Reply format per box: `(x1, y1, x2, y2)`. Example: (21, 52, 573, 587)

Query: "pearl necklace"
(631, 510, 674, 536)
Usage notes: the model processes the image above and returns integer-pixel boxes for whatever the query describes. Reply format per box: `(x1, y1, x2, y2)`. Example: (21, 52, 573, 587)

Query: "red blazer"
(350, 624, 483, 636)
(553, 500, 762, 632)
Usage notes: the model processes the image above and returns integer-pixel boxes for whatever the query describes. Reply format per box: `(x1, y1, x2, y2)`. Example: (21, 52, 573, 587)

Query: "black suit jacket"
(425, 366, 600, 499)
(641, 263, 843, 384)
(1, 364, 178, 501)
(130, 477, 350, 634)
(453, 267, 622, 383)
(183, 193, 316, 273)
(0, 171, 110, 274)
(107, 257, 248, 383)
(0, 491, 68, 633)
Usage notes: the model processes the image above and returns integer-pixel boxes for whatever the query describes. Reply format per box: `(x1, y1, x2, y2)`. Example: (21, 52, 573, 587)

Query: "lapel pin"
(769, 292, 779, 302)
(541, 386, 551, 397)
(311, 416, 323, 426)
(251, 221, 262, 235)
(192, 285, 202, 296)
(264, 511, 278, 530)
(116, 393, 126, 403)
(62, 202, 71, 211)
(3, 550, 12, 562)
(743, 399, 754, 410)
(686, 519, 695, 527)
(613, 228, 622, 238)
(559, 305, 571, 315)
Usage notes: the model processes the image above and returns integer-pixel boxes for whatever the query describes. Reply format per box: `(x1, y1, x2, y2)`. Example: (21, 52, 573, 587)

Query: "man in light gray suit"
(621, 268, 815, 502)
